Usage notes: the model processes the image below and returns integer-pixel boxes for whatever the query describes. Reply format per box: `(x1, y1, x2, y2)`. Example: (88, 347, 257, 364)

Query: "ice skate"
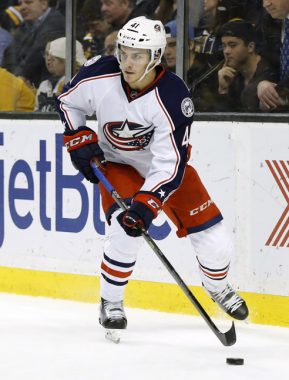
(99, 298, 127, 343)
(205, 283, 249, 320)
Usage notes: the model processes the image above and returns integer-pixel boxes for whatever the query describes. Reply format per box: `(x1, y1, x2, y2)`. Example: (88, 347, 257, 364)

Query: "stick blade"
(217, 322, 236, 346)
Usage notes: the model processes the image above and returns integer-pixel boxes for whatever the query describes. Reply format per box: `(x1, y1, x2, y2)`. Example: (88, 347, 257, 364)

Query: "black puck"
(226, 358, 244, 365)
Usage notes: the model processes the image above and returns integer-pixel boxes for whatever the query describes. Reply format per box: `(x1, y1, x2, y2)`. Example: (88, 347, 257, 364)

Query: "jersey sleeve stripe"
(154, 87, 175, 132)
(58, 72, 121, 131)
(58, 72, 121, 100)
(149, 88, 180, 193)
(150, 136, 179, 193)
(59, 102, 75, 130)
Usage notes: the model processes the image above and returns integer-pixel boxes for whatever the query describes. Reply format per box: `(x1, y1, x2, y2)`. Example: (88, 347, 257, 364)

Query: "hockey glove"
(117, 191, 162, 237)
(63, 126, 106, 184)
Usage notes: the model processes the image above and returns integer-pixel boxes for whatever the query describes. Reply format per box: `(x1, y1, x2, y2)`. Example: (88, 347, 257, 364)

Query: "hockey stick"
(91, 160, 236, 346)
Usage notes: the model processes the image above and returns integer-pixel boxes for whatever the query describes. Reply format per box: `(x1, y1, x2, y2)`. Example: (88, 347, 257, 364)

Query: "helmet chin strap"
(136, 57, 160, 82)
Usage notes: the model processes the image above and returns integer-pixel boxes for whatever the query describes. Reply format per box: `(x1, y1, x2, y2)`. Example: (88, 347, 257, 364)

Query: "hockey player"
(56, 16, 249, 334)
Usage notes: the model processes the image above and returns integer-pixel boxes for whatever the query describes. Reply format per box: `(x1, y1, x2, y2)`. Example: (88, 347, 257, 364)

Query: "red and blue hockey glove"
(63, 126, 106, 184)
(117, 191, 162, 237)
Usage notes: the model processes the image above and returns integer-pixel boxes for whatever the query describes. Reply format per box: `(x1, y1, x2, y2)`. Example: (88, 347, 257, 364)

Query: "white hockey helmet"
(116, 16, 167, 80)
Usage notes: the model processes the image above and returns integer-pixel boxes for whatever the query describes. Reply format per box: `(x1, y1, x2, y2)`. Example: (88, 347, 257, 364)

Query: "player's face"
(119, 46, 151, 87)
(221, 36, 251, 69)
(263, 0, 289, 19)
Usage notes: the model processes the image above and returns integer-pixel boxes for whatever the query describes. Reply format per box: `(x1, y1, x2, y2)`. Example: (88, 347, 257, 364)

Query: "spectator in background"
(82, 12, 112, 59)
(0, 26, 12, 64)
(189, 0, 204, 28)
(133, 0, 159, 18)
(0, 2, 22, 64)
(164, 20, 195, 72)
(35, 37, 86, 112)
(100, 0, 136, 29)
(2, 0, 65, 88)
(154, 0, 176, 24)
(34, 40, 58, 111)
(54, 0, 87, 18)
(163, 18, 221, 112)
(257, 0, 289, 112)
(104, 30, 119, 56)
(195, 0, 227, 63)
(218, 0, 263, 25)
(0, 1, 23, 32)
(215, 20, 277, 112)
(53, 0, 95, 41)
(54, 0, 65, 15)
(0, 66, 36, 111)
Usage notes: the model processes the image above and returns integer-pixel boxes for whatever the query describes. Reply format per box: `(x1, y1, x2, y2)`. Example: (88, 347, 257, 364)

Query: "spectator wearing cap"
(35, 37, 86, 112)
(215, 20, 277, 112)
(164, 20, 195, 72)
(2, 0, 65, 87)
(257, 0, 289, 112)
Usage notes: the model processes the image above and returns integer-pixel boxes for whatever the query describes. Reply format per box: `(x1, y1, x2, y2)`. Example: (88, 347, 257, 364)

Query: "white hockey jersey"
(57, 55, 194, 202)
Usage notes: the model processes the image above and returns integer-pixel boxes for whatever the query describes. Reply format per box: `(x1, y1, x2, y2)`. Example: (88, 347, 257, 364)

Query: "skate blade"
(105, 329, 121, 344)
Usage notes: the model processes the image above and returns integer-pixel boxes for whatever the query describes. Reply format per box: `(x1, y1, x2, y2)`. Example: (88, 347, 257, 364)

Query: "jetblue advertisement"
(0, 119, 288, 295)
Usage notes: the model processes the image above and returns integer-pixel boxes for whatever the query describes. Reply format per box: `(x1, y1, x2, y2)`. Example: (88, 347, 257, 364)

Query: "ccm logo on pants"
(189, 200, 214, 216)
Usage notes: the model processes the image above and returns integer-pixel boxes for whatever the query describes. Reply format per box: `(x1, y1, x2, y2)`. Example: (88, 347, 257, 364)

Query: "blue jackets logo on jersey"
(181, 97, 194, 117)
(103, 119, 154, 151)
(84, 55, 101, 66)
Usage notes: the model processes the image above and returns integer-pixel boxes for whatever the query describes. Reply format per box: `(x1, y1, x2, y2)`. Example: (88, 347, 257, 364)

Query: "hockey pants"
(100, 210, 232, 302)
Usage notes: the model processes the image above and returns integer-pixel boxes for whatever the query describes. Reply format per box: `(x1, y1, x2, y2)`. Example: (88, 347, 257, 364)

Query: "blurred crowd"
(0, 0, 288, 113)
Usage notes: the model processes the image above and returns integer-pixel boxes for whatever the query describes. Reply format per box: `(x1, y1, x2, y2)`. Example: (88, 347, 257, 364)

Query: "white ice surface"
(0, 293, 288, 380)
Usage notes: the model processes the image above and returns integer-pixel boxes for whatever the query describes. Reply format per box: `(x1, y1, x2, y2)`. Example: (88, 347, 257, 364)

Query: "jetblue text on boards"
(0, 133, 171, 247)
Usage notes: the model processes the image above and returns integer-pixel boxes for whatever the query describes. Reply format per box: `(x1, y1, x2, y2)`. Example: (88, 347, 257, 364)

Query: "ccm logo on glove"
(63, 126, 106, 184)
(64, 129, 98, 152)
